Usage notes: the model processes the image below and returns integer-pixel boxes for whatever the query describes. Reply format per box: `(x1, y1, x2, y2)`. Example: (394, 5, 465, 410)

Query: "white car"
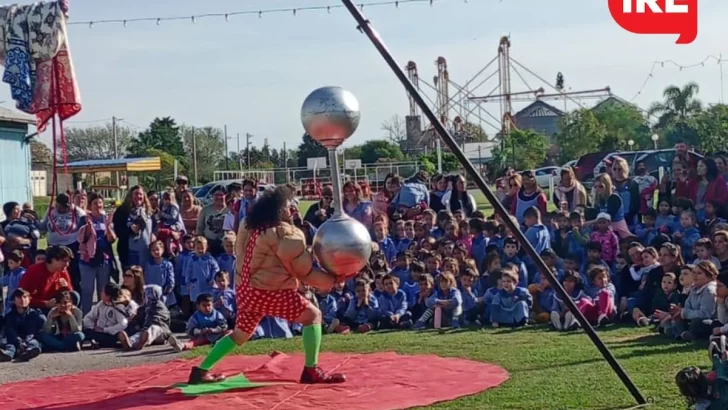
(534, 166, 561, 189)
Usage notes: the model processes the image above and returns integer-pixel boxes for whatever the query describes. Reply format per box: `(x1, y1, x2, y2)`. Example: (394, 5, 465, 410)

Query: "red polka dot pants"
(234, 229, 309, 334)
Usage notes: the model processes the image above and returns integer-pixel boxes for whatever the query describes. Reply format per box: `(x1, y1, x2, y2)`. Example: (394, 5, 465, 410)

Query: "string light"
(66, 0, 447, 28)
(629, 54, 726, 102)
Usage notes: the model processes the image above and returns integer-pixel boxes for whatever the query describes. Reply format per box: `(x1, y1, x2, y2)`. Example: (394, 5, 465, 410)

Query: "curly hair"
(245, 185, 295, 231)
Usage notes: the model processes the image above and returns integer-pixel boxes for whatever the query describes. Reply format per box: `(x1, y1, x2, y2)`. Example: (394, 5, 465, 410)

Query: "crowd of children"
(3, 168, 728, 373)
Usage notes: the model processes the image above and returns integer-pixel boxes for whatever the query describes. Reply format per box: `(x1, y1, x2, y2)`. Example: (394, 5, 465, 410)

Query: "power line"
(629, 54, 726, 102)
(68, 0, 456, 28)
(65, 118, 112, 124)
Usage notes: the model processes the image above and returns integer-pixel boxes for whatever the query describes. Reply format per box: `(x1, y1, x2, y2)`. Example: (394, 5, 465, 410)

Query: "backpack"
(706, 337, 728, 409)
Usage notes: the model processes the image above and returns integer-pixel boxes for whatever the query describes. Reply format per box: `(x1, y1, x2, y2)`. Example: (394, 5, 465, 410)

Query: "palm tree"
(647, 82, 703, 136)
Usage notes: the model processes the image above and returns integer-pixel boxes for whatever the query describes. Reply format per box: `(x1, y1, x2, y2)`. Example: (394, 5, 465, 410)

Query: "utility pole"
(236, 133, 242, 170)
(192, 127, 198, 185)
(224, 125, 229, 170)
(112, 116, 122, 199)
(246, 133, 253, 170)
(283, 141, 289, 182)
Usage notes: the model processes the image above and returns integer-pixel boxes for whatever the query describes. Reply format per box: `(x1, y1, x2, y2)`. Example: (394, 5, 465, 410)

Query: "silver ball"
(312, 214, 372, 278)
(301, 86, 360, 149)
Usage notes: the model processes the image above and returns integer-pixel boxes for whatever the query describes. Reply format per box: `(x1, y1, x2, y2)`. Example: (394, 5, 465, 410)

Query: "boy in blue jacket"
(1, 250, 26, 315)
(344, 279, 380, 333)
(0, 288, 46, 362)
(315, 288, 350, 335)
(502, 237, 529, 287)
(523, 207, 551, 277)
(490, 267, 532, 328)
(377, 274, 412, 329)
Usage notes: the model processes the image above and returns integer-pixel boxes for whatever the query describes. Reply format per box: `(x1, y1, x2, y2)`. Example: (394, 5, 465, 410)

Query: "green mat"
(174, 374, 290, 396)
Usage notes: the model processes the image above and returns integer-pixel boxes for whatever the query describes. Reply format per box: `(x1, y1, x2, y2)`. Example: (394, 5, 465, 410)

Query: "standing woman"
(113, 186, 154, 269)
(553, 166, 588, 212)
(610, 157, 641, 227)
(373, 174, 397, 216)
(690, 158, 728, 222)
(73, 190, 88, 212)
(510, 171, 547, 225)
(180, 190, 201, 234)
(495, 167, 515, 203)
(589, 173, 632, 238)
(303, 185, 335, 229)
(502, 174, 521, 212)
(77, 194, 117, 314)
(39, 193, 86, 291)
(196, 185, 228, 257)
(342, 180, 374, 231)
(442, 174, 477, 217)
(659, 156, 692, 204)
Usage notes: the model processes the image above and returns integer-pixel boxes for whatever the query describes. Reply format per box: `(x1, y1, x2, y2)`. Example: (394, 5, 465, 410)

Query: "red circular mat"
(0, 352, 509, 410)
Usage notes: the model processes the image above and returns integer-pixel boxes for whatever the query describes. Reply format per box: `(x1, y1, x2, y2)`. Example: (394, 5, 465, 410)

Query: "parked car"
(534, 166, 561, 189)
(195, 179, 273, 206)
(592, 151, 650, 178)
(635, 149, 703, 178)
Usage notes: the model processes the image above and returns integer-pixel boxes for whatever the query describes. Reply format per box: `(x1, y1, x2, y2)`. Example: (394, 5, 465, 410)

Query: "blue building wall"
(0, 126, 31, 219)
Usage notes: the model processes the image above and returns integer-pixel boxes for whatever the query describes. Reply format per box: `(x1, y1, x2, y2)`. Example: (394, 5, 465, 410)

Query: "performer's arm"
(276, 224, 335, 291)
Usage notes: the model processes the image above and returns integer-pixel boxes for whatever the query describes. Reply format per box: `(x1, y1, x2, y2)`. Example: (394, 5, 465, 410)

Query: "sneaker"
(550, 311, 562, 330)
(565, 312, 580, 331)
(168, 334, 186, 353)
(356, 323, 373, 333)
(334, 324, 351, 334)
(300, 365, 346, 384)
(17, 346, 41, 362)
(119, 331, 132, 350)
(0, 350, 12, 362)
(597, 314, 611, 328)
(680, 331, 695, 341)
(187, 366, 226, 385)
(637, 317, 650, 327)
(412, 320, 426, 330)
(399, 320, 413, 329)
(90, 340, 100, 350)
(451, 318, 461, 329)
(74, 341, 82, 352)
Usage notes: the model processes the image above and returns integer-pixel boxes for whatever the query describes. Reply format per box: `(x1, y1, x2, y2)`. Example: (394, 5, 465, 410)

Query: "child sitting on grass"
(39, 290, 84, 352)
(344, 279, 380, 333)
(414, 272, 463, 329)
(490, 266, 532, 328)
(210, 271, 235, 329)
(579, 266, 617, 328)
(82, 283, 130, 349)
(0, 288, 45, 362)
(179, 293, 231, 351)
(551, 270, 589, 331)
(127, 285, 175, 351)
(529, 272, 555, 324)
(377, 274, 412, 329)
(411, 273, 434, 322)
(671, 261, 718, 341)
(1, 250, 26, 315)
(650, 272, 682, 334)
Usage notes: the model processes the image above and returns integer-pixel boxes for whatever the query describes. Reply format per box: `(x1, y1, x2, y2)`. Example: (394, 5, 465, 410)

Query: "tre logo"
(608, 0, 698, 44)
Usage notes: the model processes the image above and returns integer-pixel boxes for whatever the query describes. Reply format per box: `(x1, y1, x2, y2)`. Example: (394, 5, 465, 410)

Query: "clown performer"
(188, 185, 346, 385)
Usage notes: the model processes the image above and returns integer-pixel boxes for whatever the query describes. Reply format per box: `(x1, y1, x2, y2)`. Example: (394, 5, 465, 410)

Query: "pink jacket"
(77, 223, 97, 263)
(590, 230, 619, 263)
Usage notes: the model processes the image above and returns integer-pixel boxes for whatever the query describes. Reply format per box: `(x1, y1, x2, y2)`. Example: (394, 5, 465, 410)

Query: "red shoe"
(335, 324, 351, 334)
(357, 323, 373, 333)
(300, 365, 347, 384)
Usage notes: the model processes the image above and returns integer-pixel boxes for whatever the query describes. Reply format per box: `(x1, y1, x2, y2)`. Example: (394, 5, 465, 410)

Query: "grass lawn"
(184, 325, 704, 410)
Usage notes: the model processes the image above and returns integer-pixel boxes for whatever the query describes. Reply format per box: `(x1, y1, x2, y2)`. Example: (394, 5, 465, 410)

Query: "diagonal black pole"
(339, 0, 647, 406)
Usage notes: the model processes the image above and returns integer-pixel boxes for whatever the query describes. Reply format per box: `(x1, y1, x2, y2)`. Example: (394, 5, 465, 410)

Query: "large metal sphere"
(301, 86, 360, 149)
(312, 213, 372, 277)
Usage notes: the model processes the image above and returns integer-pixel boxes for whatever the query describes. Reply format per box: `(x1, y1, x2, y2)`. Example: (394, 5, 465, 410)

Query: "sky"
(6, 0, 728, 153)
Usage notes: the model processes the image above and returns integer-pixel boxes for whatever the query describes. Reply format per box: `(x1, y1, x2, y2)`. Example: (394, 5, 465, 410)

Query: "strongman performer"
(188, 185, 346, 384)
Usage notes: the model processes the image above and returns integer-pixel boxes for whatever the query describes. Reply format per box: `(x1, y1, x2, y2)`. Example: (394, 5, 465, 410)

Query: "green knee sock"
(302, 324, 322, 367)
(199, 335, 238, 371)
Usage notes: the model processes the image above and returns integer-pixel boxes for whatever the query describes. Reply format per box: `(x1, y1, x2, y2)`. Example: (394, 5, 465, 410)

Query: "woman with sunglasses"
(303, 185, 335, 229)
(187, 185, 346, 385)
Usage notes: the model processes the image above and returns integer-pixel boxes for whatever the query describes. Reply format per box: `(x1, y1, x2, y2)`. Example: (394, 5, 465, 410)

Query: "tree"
(418, 151, 460, 173)
(128, 117, 185, 158)
(381, 115, 407, 143)
(30, 140, 52, 164)
(462, 122, 488, 141)
(359, 140, 405, 164)
(492, 128, 549, 170)
(64, 123, 135, 162)
(555, 109, 606, 161)
(297, 132, 328, 167)
(592, 103, 651, 151)
(648, 82, 703, 145)
(690, 104, 728, 153)
(180, 126, 225, 184)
